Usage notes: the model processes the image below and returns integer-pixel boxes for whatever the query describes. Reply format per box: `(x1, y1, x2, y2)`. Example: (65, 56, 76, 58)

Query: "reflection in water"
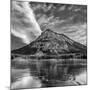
(11, 72, 42, 89)
(75, 71, 87, 84)
(11, 58, 87, 89)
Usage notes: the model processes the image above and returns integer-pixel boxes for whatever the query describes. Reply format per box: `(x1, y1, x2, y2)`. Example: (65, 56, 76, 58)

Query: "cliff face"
(12, 29, 87, 55)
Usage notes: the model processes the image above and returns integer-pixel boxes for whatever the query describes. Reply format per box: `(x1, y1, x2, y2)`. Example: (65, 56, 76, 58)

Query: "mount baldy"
(12, 29, 87, 55)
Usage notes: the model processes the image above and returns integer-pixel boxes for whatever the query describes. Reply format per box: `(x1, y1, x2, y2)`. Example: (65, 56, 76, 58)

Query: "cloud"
(58, 5, 66, 11)
(52, 23, 87, 45)
(11, 1, 87, 46)
(11, 1, 42, 44)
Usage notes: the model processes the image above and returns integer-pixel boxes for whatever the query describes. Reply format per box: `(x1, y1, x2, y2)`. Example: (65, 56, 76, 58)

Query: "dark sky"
(11, 1, 87, 50)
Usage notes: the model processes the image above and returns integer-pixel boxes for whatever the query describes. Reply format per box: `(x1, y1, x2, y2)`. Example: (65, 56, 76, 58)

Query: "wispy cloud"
(11, 1, 42, 44)
(52, 23, 87, 45)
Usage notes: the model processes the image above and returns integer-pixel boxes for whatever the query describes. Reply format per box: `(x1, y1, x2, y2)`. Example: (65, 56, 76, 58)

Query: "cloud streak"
(52, 23, 87, 45)
(11, 1, 42, 44)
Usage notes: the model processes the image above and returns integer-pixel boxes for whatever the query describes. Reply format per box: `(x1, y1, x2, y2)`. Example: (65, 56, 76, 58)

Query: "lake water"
(11, 58, 87, 89)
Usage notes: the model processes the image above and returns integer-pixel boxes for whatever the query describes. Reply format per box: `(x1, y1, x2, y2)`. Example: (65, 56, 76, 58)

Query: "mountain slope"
(12, 29, 87, 55)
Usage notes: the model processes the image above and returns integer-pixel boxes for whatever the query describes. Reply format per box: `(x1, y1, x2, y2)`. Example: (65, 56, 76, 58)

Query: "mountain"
(12, 29, 87, 55)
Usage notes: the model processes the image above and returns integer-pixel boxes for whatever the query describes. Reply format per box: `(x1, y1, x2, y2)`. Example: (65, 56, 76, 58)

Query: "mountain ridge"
(12, 29, 87, 55)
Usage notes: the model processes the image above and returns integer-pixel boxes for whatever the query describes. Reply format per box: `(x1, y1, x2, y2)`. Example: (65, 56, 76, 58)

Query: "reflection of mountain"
(12, 29, 87, 55)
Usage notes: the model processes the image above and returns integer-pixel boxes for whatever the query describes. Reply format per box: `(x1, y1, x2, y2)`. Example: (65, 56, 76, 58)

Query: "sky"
(11, 1, 87, 50)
